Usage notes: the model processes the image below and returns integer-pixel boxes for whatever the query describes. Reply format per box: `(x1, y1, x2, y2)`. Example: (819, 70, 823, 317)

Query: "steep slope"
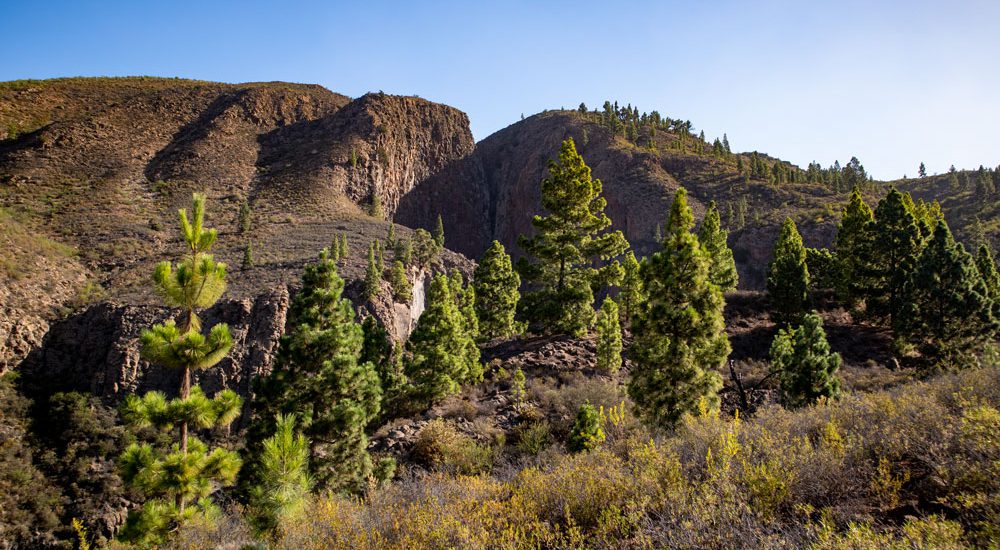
(397, 110, 845, 289)
(0, 77, 475, 372)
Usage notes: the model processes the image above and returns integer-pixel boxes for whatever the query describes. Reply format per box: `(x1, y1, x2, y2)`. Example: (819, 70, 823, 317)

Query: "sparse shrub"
(412, 419, 500, 475)
(516, 421, 552, 455)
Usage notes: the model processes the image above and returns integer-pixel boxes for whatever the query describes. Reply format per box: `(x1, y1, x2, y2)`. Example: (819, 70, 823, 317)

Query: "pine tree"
(898, 221, 998, 370)
(769, 312, 842, 408)
(386, 222, 396, 249)
(834, 186, 874, 305)
(511, 367, 527, 406)
(395, 234, 414, 267)
(567, 402, 605, 453)
(117, 193, 241, 545)
(433, 214, 445, 250)
(862, 188, 923, 326)
(412, 229, 438, 268)
(364, 242, 381, 301)
(360, 317, 407, 419)
(340, 234, 349, 260)
(618, 251, 643, 325)
(805, 247, 838, 291)
(517, 138, 628, 336)
(238, 201, 252, 234)
(330, 235, 341, 260)
(767, 218, 810, 323)
(249, 250, 382, 494)
(449, 270, 480, 342)
(975, 245, 1000, 318)
(628, 188, 728, 427)
(370, 192, 383, 219)
(698, 200, 738, 292)
(389, 260, 412, 302)
(248, 414, 311, 535)
(405, 275, 482, 406)
(595, 298, 622, 373)
(473, 241, 522, 340)
(918, 162, 927, 178)
(375, 239, 385, 273)
(242, 242, 254, 271)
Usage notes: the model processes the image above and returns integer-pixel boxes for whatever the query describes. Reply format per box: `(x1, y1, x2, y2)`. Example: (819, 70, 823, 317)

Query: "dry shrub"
(412, 419, 502, 475)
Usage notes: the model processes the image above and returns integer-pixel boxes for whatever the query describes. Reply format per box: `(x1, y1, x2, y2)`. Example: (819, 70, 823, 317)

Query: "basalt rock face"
(19, 288, 291, 413)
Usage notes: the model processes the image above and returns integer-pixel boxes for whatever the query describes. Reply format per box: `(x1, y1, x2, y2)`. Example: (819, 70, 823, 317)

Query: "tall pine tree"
(834, 186, 874, 306)
(249, 250, 382, 494)
(769, 312, 842, 408)
(618, 250, 644, 325)
(517, 138, 628, 336)
(767, 218, 810, 323)
(595, 298, 623, 373)
(406, 274, 482, 406)
(975, 244, 1000, 320)
(898, 221, 998, 370)
(698, 200, 738, 292)
(860, 188, 923, 327)
(117, 193, 242, 545)
(628, 188, 728, 427)
(473, 240, 522, 340)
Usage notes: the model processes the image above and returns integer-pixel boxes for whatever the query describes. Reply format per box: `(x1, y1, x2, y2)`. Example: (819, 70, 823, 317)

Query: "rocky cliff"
(0, 77, 474, 377)
(397, 110, 849, 290)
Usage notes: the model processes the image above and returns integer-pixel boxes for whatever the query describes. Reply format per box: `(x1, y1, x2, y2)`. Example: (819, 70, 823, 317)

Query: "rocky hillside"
(0, 77, 474, 374)
(398, 109, 994, 292)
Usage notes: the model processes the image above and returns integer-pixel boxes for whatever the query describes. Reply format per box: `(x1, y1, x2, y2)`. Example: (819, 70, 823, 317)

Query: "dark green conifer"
(249, 250, 382, 494)
(395, 234, 414, 267)
(386, 222, 396, 249)
(567, 403, 605, 453)
(433, 214, 445, 250)
(405, 275, 482, 406)
(898, 222, 998, 370)
(449, 270, 480, 342)
(618, 251, 643, 325)
(412, 229, 438, 268)
(238, 201, 252, 234)
(698, 200, 738, 292)
(389, 260, 412, 302)
(975, 245, 1000, 317)
(364, 243, 381, 301)
(517, 138, 628, 336)
(767, 218, 810, 323)
(834, 186, 874, 305)
(473, 241, 522, 340)
(628, 188, 728, 427)
(595, 298, 622, 373)
(242, 243, 254, 271)
(117, 193, 241, 545)
(769, 312, 842, 408)
(862, 188, 923, 326)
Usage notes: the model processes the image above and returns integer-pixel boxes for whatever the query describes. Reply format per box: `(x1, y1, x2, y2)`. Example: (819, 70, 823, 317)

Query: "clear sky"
(2, 0, 997, 179)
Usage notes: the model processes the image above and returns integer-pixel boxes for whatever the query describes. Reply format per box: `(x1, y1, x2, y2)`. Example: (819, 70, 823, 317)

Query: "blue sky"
(2, 0, 997, 179)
